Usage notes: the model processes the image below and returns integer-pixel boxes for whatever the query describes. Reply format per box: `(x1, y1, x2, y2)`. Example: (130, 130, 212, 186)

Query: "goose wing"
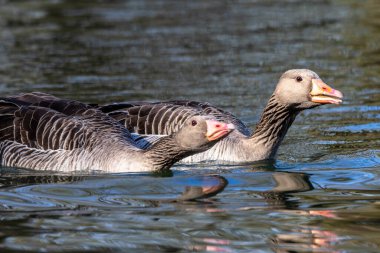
(0, 140, 73, 171)
(5, 92, 92, 116)
(168, 100, 250, 135)
(130, 133, 164, 149)
(100, 102, 201, 135)
(100, 101, 251, 136)
(0, 98, 132, 151)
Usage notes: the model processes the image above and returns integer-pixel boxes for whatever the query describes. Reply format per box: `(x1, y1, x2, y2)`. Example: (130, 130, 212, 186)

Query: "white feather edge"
(130, 133, 168, 149)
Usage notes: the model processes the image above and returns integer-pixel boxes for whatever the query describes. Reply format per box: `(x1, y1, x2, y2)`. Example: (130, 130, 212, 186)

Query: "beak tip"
(205, 121, 235, 141)
(311, 79, 344, 105)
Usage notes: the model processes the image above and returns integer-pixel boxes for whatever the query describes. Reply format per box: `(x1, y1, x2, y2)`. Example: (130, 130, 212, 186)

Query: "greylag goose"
(0, 93, 234, 172)
(100, 69, 343, 163)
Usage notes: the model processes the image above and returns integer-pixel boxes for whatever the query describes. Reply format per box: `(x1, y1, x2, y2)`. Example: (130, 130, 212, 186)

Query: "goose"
(99, 69, 343, 164)
(0, 93, 234, 172)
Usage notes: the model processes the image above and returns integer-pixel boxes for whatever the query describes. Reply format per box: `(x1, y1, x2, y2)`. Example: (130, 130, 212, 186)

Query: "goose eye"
(296, 76, 303, 82)
(191, 120, 197, 126)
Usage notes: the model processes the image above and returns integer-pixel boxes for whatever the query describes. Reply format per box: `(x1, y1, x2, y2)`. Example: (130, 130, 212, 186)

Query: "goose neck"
(249, 95, 299, 158)
(143, 136, 190, 172)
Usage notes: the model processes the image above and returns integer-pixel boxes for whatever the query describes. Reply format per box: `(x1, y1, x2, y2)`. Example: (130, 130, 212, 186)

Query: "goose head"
(174, 116, 235, 151)
(274, 69, 343, 110)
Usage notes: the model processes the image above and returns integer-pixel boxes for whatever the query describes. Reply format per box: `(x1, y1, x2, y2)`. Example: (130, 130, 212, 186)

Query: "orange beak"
(205, 120, 235, 141)
(310, 79, 343, 104)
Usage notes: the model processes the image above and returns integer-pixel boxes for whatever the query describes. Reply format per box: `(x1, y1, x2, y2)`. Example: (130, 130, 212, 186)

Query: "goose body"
(0, 93, 233, 172)
(100, 69, 343, 164)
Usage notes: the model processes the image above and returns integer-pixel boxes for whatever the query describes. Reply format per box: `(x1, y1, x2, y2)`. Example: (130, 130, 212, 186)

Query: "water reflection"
(271, 227, 340, 253)
(0, 172, 230, 212)
(0, 0, 379, 252)
(232, 171, 314, 210)
(265, 172, 313, 208)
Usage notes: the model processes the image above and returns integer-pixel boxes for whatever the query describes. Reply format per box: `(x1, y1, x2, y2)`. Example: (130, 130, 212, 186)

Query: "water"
(0, 0, 379, 252)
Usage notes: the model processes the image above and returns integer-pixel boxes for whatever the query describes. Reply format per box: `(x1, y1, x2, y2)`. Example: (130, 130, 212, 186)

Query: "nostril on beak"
(215, 124, 221, 128)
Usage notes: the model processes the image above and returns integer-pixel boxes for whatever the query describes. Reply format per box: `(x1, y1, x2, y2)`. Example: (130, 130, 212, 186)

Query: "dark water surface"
(0, 0, 379, 252)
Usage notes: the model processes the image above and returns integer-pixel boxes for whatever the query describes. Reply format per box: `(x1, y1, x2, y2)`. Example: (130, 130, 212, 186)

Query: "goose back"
(5, 92, 92, 116)
(0, 99, 134, 151)
(0, 96, 146, 171)
(100, 101, 251, 136)
(99, 101, 256, 163)
(0, 93, 233, 171)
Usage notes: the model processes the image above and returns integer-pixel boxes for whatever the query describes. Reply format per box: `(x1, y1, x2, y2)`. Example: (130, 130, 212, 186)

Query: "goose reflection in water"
(177, 170, 340, 253)
(246, 169, 338, 253)
(249, 170, 339, 253)
(0, 167, 340, 252)
(270, 223, 339, 253)
(0, 170, 230, 208)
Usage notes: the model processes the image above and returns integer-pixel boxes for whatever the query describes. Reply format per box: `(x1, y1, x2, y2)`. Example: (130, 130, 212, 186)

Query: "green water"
(0, 0, 379, 252)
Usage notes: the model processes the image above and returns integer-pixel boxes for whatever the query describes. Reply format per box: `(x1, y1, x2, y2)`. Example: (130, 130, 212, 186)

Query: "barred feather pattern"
(102, 97, 299, 163)
(110, 104, 200, 134)
(180, 96, 298, 163)
(0, 94, 221, 172)
(101, 101, 251, 136)
(144, 136, 193, 171)
(249, 95, 299, 158)
(0, 139, 145, 172)
(1, 104, 135, 151)
(130, 133, 163, 150)
(0, 140, 85, 172)
(0, 98, 144, 172)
